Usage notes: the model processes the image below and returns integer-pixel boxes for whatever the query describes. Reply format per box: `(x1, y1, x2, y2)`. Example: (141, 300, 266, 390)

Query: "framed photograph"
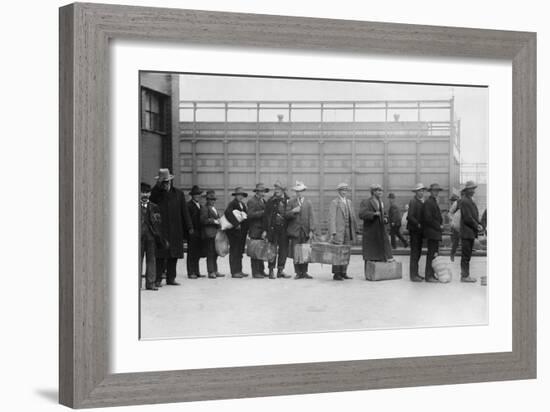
(59, 3, 536, 408)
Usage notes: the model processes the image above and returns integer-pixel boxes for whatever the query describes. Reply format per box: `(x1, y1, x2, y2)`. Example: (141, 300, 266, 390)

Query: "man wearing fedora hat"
(407, 183, 427, 282)
(150, 168, 193, 286)
(459, 181, 484, 283)
(264, 181, 291, 279)
(329, 183, 359, 280)
(186, 185, 205, 279)
(224, 187, 249, 278)
(200, 190, 225, 279)
(247, 183, 270, 278)
(286, 181, 318, 279)
(422, 183, 444, 282)
(359, 184, 393, 262)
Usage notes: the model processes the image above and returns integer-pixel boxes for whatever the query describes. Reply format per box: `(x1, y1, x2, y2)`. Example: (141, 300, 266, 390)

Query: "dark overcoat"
(187, 200, 202, 234)
(460, 196, 481, 239)
(407, 197, 424, 233)
(388, 203, 402, 227)
(358, 197, 393, 261)
(422, 196, 443, 240)
(328, 196, 359, 245)
(150, 185, 192, 258)
(264, 194, 289, 243)
(246, 195, 266, 239)
(286, 197, 317, 240)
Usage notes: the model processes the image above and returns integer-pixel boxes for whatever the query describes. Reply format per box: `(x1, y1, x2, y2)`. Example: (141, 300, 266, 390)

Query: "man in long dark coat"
(149, 168, 193, 286)
(224, 187, 249, 278)
(359, 184, 393, 262)
(460, 181, 484, 283)
(186, 185, 204, 279)
(247, 183, 269, 278)
(200, 190, 225, 279)
(264, 181, 291, 279)
(387, 192, 408, 249)
(407, 183, 427, 282)
(140, 182, 162, 291)
(422, 183, 444, 282)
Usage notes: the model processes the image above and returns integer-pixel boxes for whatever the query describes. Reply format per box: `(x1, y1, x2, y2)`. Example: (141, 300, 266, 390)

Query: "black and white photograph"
(139, 71, 488, 339)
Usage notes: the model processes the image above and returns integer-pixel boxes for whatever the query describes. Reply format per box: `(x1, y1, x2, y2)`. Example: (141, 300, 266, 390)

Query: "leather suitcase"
(364, 260, 402, 281)
(310, 242, 351, 265)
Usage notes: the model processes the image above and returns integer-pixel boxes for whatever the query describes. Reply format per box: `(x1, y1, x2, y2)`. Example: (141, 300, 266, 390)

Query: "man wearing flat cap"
(150, 168, 193, 286)
(247, 183, 269, 278)
(422, 183, 444, 282)
(359, 184, 393, 262)
(264, 181, 291, 279)
(459, 181, 483, 283)
(286, 181, 318, 279)
(329, 183, 359, 280)
(186, 185, 205, 279)
(407, 183, 427, 282)
(224, 187, 249, 278)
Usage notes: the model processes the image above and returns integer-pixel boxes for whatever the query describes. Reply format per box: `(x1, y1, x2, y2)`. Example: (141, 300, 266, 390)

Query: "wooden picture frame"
(59, 2, 536, 408)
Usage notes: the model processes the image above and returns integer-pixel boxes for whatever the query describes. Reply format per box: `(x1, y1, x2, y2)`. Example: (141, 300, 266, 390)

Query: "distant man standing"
(460, 181, 483, 283)
(264, 181, 291, 279)
(200, 190, 225, 279)
(359, 184, 393, 262)
(328, 183, 359, 281)
(224, 187, 249, 278)
(140, 182, 161, 291)
(247, 183, 269, 278)
(186, 185, 204, 279)
(286, 181, 318, 279)
(422, 183, 444, 282)
(150, 168, 193, 287)
(407, 183, 427, 282)
(387, 192, 408, 249)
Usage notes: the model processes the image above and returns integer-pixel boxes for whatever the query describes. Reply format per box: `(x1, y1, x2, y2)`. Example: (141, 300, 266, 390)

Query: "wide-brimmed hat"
(253, 183, 269, 193)
(428, 183, 444, 192)
(231, 187, 248, 197)
(412, 183, 426, 192)
(155, 168, 174, 182)
(370, 183, 383, 192)
(189, 185, 203, 196)
(292, 181, 307, 192)
(461, 180, 478, 191)
(273, 180, 286, 190)
(205, 190, 217, 200)
(388, 192, 396, 199)
(336, 182, 351, 191)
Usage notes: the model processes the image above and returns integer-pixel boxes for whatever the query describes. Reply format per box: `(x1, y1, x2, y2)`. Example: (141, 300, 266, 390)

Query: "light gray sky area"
(179, 74, 488, 164)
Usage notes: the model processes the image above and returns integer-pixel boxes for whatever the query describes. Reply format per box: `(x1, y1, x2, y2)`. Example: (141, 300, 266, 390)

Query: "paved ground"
(140, 255, 487, 339)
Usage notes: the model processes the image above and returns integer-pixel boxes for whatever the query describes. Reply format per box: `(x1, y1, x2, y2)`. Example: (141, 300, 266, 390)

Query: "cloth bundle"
(214, 230, 230, 257)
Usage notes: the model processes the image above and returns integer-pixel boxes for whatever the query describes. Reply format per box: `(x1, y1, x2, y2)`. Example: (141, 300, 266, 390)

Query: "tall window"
(141, 88, 166, 133)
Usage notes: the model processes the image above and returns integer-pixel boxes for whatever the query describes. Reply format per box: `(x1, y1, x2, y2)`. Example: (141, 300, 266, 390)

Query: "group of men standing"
(140, 168, 484, 289)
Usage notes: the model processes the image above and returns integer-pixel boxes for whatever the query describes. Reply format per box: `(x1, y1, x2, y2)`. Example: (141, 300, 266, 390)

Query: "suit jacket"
(246, 195, 266, 238)
(358, 197, 393, 260)
(140, 201, 162, 239)
(187, 200, 202, 238)
(286, 196, 317, 240)
(224, 198, 248, 233)
(422, 196, 443, 240)
(460, 196, 481, 239)
(328, 196, 358, 245)
(264, 194, 290, 241)
(200, 205, 221, 239)
(407, 197, 424, 234)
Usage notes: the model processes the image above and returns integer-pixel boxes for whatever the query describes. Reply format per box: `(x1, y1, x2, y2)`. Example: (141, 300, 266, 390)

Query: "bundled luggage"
(220, 210, 248, 230)
(246, 238, 277, 261)
(364, 260, 402, 281)
(310, 242, 351, 266)
(431, 255, 452, 283)
(214, 230, 230, 257)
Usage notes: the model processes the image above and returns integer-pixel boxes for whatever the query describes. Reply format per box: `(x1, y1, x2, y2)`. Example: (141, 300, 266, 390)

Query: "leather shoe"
(294, 274, 303, 279)
(277, 270, 291, 279)
(231, 273, 243, 278)
(253, 273, 265, 279)
(240, 272, 250, 277)
(410, 275, 424, 282)
(303, 273, 313, 279)
(197, 274, 206, 278)
(341, 274, 353, 280)
(268, 269, 275, 279)
(215, 272, 226, 277)
(166, 281, 181, 286)
(188, 274, 198, 279)
(425, 277, 439, 283)
(461, 276, 477, 283)
(208, 272, 217, 279)
(154, 281, 162, 288)
(145, 285, 158, 291)
(333, 274, 344, 281)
